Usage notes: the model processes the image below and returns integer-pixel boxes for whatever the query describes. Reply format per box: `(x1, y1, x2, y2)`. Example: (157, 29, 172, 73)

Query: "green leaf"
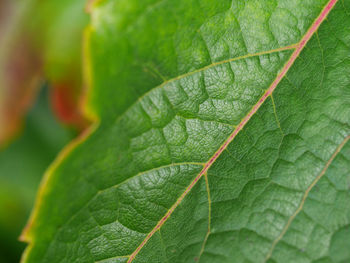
(22, 0, 350, 262)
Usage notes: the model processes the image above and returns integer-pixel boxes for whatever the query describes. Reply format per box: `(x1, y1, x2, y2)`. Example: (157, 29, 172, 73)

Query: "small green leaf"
(22, 0, 350, 262)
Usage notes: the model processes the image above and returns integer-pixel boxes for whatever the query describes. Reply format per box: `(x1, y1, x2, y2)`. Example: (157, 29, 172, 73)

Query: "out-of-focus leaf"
(0, 0, 89, 146)
(21, 0, 350, 262)
(0, 0, 42, 147)
(0, 87, 74, 263)
(28, 0, 89, 128)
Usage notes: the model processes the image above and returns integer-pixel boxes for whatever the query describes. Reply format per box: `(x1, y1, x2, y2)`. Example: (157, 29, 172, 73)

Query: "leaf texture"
(22, 0, 350, 262)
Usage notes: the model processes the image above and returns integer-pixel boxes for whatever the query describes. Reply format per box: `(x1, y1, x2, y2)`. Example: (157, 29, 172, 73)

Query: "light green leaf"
(22, 0, 350, 262)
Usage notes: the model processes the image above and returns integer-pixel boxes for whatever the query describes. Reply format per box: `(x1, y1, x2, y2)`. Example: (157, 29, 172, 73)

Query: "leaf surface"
(22, 0, 350, 262)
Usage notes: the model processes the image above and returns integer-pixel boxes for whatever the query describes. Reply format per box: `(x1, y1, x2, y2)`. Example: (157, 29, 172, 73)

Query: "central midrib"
(120, 0, 338, 262)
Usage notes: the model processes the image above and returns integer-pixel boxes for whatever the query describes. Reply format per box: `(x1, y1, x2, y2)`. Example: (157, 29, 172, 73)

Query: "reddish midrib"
(127, 0, 338, 261)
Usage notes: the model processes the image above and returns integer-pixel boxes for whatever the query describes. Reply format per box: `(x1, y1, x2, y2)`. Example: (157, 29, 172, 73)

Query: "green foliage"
(22, 1, 350, 262)
(0, 0, 88, 144)
(29, 0, 88, 82)
(0, 88, 74, 262)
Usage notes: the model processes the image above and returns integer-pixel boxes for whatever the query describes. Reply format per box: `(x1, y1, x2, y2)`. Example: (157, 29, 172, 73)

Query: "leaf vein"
(197, 173, 212, 262)
(126, 1, 338, 261)
(264, 134, 350, 262)
(115, 44, 297, 124)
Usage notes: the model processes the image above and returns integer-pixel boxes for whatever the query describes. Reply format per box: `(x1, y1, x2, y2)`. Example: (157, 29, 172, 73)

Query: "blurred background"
(0, 0, 90, 261)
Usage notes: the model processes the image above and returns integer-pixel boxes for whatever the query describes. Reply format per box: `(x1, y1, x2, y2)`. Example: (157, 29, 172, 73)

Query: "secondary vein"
(197, 173, 212, 261)
(115, 44, 296, 124)
(264, 134, 350, 262)
(126, 1, 338, 261)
